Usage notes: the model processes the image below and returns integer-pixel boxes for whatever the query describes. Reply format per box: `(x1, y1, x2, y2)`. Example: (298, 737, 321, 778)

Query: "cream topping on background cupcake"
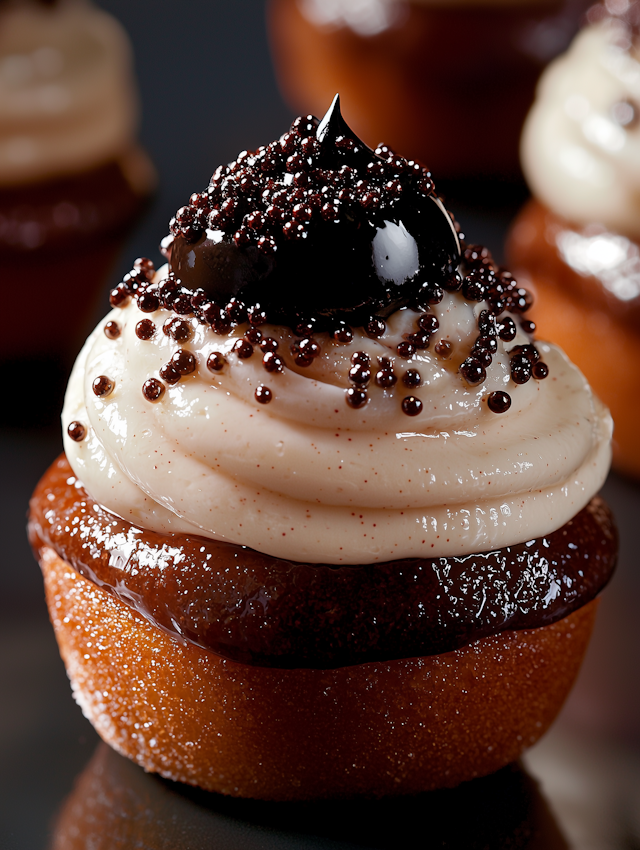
(522, 5, 640, 239)
(0, 0, 138, 185)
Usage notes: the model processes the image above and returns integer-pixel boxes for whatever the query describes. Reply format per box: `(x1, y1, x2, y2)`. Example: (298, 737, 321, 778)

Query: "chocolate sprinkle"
(171, 349, 197, 375)
(332, 324, 353, 344)
(346, 387, 368, 408)
(434, 339, 452, 358)
(142, 378, 165, 402)
(349, 363, 371, 385)
(245, 327, 262, 344)
(397, 341, 416, 359)
(460, 358, 487, 386)
(133, 257, 156, 277)
(255, 385, 273, 404)
(402, 396, 423, 416)
(92, 375, 114, 398)
(206, 351, 226, 372)
(498, 317, 517, 341)
(402, 369, 422, 388)
(163, 317, 193, 342)
(418, 313, 439, 334)
(159, 363, 181, 385)
(135, 319, 156, 340)
(137, 290, 160, 313)
(487, 391, 512, 414)
(103, 321, 121, 340)
(233, 339, 254, 359)
(67, 421, 86, 442)
(366, 319, 386, 338)
(109, 285, 130, 308)
(263, 352, 284, 373)
(375, 369, 397, 388)
(260, 337, 279, 353)
(533, 362, 549, 380)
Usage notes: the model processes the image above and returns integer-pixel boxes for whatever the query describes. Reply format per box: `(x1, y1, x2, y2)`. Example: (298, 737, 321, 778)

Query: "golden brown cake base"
(41, 546, 596, 801)
(508, 199, 640, 479)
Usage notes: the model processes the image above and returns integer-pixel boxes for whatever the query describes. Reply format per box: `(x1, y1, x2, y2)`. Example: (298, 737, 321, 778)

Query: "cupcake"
(0, 0, 155, 365)
(29, 98, 616, 801)
(507, 1, 640, 477)
(267, 0, 589, 182)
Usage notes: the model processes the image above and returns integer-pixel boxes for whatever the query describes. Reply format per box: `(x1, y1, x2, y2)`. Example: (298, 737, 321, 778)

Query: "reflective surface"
(3, 433, 640, 847)
(48, 744, 568, 849)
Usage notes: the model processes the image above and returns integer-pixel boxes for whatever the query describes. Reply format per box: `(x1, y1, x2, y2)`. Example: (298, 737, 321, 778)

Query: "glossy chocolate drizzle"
(167, 96, 460, 329)
(30, 456, 617, 669)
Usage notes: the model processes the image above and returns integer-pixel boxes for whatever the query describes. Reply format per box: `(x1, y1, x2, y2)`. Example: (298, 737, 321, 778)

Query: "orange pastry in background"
(267, 0, 589, 182)
(0, 0, 155, 366)
(30, 99, 616, 800)
(508, 1, 640, 478)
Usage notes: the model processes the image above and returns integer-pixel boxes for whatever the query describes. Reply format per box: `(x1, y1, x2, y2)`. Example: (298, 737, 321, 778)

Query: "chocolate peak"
(316, 93, 375, 170)
(166, 97, 461, 330)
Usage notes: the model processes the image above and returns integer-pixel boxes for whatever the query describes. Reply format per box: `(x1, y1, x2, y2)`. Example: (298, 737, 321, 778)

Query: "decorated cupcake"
(267, 0, 589, 182)
(508, 0, 640, 477)
(29, 98, 616, 800)
(0, 0, 155, 365)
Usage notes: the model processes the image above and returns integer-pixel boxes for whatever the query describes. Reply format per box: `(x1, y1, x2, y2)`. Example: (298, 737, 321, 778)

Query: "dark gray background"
(2, 2, 639, 848)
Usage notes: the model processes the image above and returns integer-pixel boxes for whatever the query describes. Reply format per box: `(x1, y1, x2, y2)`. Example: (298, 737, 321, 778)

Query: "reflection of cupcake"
(0, 0, 155, 364)
(30, 99, 616, 801)
(508, 2, 640, 477)
(50, 743, 569, 848)
(267, 0, 589, 182)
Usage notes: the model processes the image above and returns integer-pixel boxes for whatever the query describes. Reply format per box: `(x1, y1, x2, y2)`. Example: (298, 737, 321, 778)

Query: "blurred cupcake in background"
(0, 0, 155, 419)
(267, 0, 589, 189)
(507, 0, 640, 478)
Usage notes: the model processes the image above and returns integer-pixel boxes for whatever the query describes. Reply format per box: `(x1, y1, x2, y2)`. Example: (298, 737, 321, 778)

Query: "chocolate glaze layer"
(29, 455, 617, 669)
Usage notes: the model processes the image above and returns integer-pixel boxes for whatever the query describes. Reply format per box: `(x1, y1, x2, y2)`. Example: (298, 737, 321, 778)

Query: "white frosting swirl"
(0, 0, 138, 185)
(522, 19, 640, 239)
(62, 267, 612, 565)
